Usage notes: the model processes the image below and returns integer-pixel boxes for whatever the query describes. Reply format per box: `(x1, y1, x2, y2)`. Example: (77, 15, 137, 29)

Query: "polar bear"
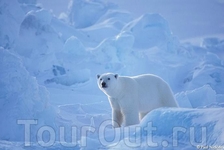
(97, 73, 178, 127)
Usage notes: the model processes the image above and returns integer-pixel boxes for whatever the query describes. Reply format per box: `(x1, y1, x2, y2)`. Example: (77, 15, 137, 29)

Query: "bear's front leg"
(119, 95, 139, 126)
(109, 97, 123, 128)
(112, 109, 123, 128)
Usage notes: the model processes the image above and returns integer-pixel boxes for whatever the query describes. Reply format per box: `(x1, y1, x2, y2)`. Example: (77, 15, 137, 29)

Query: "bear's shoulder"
(117, 76, 137, 86)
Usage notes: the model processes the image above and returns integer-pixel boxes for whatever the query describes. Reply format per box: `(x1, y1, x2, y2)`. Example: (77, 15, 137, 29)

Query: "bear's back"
(132, 74, 164, 87)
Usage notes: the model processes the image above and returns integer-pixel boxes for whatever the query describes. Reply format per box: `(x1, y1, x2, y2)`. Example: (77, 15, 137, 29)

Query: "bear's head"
(97, 73, 118, 95)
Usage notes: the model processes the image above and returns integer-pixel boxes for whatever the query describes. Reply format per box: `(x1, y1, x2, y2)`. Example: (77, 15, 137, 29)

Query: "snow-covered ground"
(0, 0, 224, 149)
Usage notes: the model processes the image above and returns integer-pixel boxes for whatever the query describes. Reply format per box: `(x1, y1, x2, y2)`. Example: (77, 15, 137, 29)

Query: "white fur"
(97, 73, 178, 127)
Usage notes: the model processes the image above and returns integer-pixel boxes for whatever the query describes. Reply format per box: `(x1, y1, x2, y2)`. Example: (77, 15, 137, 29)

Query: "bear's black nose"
(102, 82, 106, 88)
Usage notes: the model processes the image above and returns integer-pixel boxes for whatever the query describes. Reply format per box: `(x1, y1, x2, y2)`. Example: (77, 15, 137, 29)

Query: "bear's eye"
(108, 78, 110, 80)
(100, 78, 102, 81)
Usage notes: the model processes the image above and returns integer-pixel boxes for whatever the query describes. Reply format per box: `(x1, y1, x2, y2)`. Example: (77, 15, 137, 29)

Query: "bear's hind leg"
(123, 110, 139, 126)
(139, 112, 148, 120)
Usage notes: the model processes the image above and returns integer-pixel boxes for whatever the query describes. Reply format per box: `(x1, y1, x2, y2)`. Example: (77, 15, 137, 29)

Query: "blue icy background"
(0, 0, 224, 149)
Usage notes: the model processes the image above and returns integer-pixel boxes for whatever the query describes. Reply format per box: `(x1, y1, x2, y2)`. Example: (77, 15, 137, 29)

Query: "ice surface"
(122, 13, 173, 49)
(175, 85, 216, 108)
(0, 0, 224, 149)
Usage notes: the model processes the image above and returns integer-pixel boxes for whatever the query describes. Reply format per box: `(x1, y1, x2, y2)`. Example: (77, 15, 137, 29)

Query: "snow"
(0, 48, 55, 142)
(68, 0, 115, 28)
(0, 0, 224, 149)
(110, 108, 224, 150)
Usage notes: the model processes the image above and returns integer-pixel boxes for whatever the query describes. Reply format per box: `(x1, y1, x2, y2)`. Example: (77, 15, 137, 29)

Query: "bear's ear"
(114, 74, 118, 79)
(97, 74, 100, 79)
